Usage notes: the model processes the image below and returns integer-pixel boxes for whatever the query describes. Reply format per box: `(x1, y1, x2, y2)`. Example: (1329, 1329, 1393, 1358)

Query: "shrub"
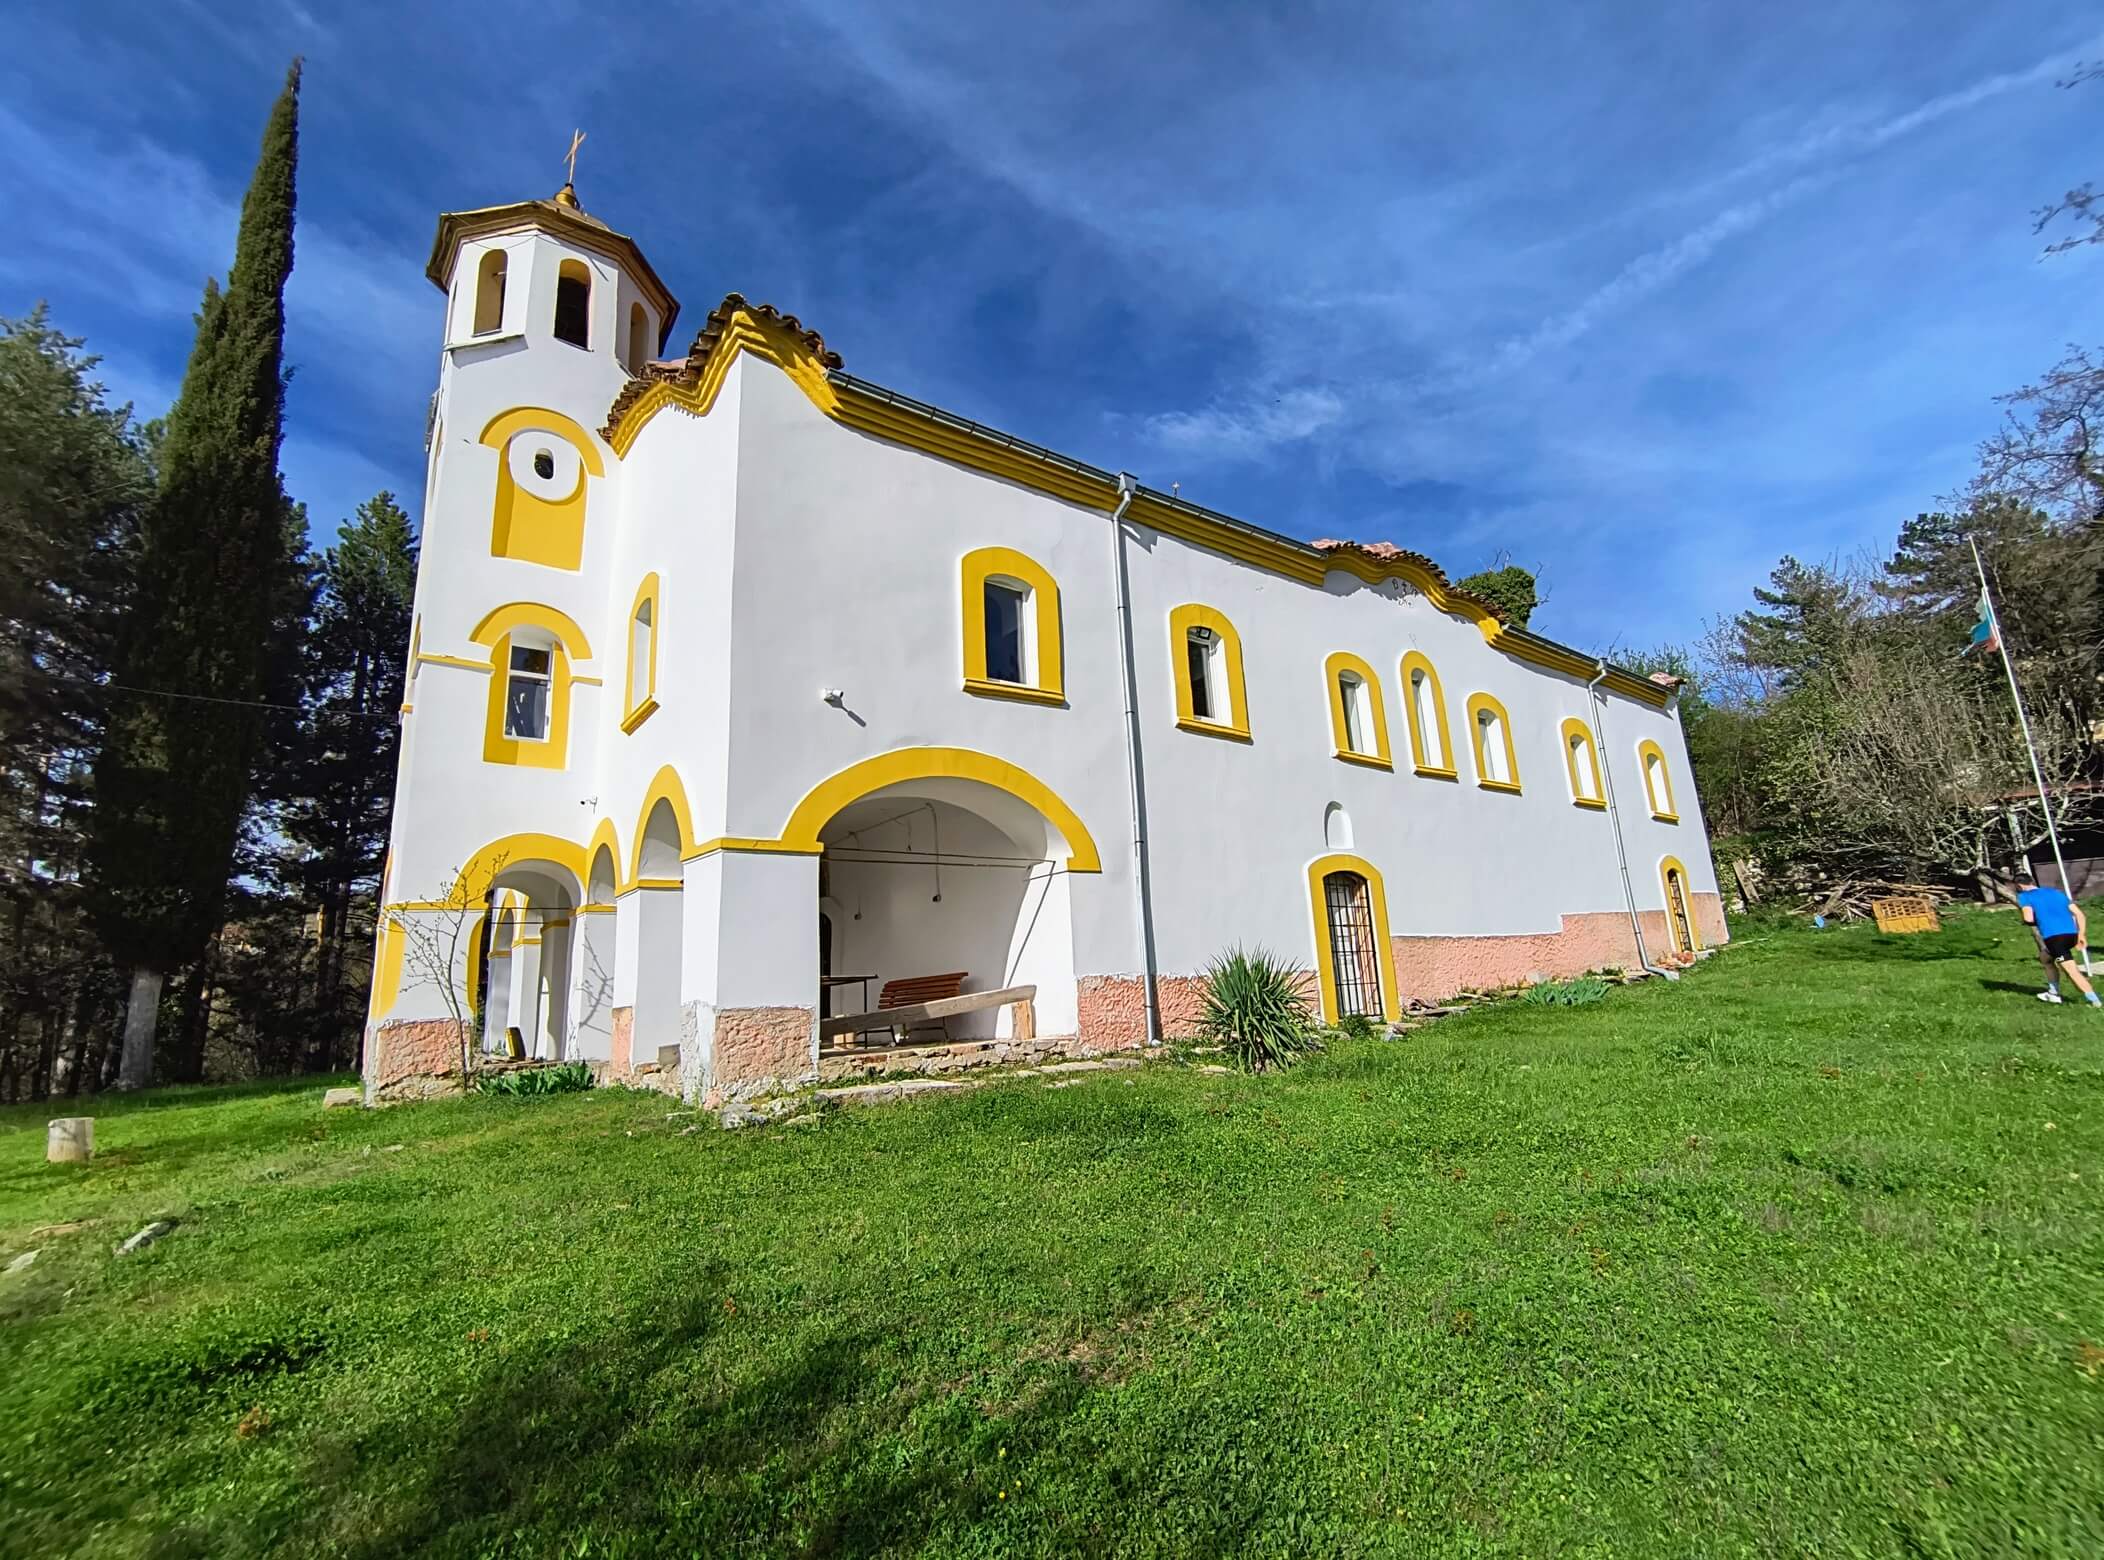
(1196, 946, 1322, 1073)
(1334, 1013, 1380, 1043)
(1518, 977, 1611, 1008)
(476, 1061, 594, 1097)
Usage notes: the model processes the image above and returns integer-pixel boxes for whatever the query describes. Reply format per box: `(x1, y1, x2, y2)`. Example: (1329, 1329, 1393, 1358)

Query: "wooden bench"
(818, 974, 1037, 1050)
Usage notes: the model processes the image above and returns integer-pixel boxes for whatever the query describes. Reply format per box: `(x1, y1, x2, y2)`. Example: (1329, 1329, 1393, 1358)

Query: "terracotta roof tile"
(603, 292, 842, 442)
(1310, 538, 1508, 623)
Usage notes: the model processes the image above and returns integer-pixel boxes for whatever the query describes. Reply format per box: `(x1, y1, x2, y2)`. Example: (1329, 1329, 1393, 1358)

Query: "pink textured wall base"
(713, 1006, 813, 1096)
(1076, 974, 1218, 1049)
(369, 1018, 469, 1093)
(1391, 897, 1728, 1003)
(610, 1006, 633, 1076)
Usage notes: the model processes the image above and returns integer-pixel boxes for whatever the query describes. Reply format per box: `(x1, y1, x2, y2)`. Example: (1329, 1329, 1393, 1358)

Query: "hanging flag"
(1964, 587, 1999, 656)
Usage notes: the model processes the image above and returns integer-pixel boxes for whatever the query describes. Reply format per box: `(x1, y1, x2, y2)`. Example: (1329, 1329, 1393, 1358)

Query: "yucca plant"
(1196, 946, 1322, 1073)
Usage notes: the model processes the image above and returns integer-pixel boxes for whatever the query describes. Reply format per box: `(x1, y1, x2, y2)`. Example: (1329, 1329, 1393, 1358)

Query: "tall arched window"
(472, 249, 507, 335)
(1168, 603, 1250, 739)
(1638, 739, 1679, 821)
(553, 259, 591, 348)
(1324, 652, 1392, 769)
(1466, 692, 1521, 793)
(626, 302, 649, 374)
(1660, 856, 1699, 952)
(960, 546, 1063, 704)
(1561, 717, 1604, 809)
(1399, 650, 1455, 778)
(469, 602, 593, 769)
(1306, 852, 1399, 1023)
(623, 573, 661, 733)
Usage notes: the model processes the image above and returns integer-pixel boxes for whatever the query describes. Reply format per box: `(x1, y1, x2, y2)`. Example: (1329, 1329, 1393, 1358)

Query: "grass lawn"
(6, 910, 2104, 1557)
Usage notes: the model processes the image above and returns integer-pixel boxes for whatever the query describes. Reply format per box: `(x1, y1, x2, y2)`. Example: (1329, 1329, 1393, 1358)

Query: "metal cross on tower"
(563, 129, 586, 186)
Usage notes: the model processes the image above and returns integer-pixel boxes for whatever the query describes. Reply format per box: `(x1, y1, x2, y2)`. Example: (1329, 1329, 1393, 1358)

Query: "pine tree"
(89, 61, 305, 1089)
(277, 492, 415, 1070)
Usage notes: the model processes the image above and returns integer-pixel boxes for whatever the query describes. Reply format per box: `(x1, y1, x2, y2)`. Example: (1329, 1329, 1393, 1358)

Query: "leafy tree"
(88, 61, 305, 1089)
(1456, 563, 1538, 629)
(0, 310, 151, 1100)
(1725, 556, 1867, 697)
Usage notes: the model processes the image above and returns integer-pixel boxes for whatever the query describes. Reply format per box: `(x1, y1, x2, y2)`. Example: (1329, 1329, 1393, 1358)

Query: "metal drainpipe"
(1109, 472, 1163, 1046)
(1588, 661, 1672, 981)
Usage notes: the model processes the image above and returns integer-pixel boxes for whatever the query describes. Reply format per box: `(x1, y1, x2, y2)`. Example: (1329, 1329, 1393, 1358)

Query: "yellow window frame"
(1324, 651, 1392, 769)
(1660, 855, 1700, 951)
(960, 545, 1064, 705)
(1560, 717, 1605, 810)
(1168, 603, 1250, 740)
(1638, 739, 1680, 821)
(470, 602, 593, 769)
(621, 572, 661, 734)
(1399, 650, 1457, 778)
(1306, 852, 1400, 1023)
(1466, 691, 1522, 793)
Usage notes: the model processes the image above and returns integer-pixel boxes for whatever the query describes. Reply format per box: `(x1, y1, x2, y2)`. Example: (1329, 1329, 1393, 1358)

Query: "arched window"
(1168, 603, 1250, 739)
(472, 249, 507, 336)
(1561, 717, 1604, 809)
(1399, 650, 1455, 778)
(960, 546, 1063, 704)
(1466, 692, 1521, 793)
(1324, 652, 1392, 768)
(553, 258, 591, 348)
(1638, 739, 1679, 821)
(1660, 856, 1699, 952)
(623, 573, 661, 733)
(626, 302, 649, 374)
(1306, 852, 1399, 1023)
(469, 603, 592, 769)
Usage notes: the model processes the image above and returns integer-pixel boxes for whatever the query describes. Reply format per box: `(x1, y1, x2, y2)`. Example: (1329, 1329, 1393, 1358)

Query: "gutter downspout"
(1109, 473, 1163, 1046)
(1588, 660, 1673, 981)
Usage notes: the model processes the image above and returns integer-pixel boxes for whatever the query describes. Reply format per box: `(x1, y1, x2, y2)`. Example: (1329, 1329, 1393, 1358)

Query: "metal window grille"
(1324, 871, 1381, 1017)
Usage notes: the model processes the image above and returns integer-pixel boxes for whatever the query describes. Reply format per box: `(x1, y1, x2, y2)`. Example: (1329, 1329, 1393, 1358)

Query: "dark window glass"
(1323, 872, 1381, 1017)
(984, 582, 1025, 683)
(1186, 635, 1214, 720)
(553, 274, 590, 347)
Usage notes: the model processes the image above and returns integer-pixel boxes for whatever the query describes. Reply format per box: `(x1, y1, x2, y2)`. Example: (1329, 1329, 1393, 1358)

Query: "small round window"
(532, 449, 555, 481)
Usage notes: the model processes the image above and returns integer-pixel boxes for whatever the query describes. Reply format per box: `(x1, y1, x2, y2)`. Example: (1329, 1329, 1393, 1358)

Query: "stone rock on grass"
(814, 1080, 971, 1109)
(322, 1087, 362, 1110)
(115, 1221, 176, 1256)
(5, 1249, 37, 1276)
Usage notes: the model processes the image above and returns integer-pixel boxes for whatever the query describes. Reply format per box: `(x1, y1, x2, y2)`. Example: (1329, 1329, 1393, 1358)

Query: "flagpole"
(1971, 536, 2087, 972)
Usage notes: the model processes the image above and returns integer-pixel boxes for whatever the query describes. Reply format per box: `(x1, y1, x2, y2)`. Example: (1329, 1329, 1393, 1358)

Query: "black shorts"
(2045, 932, 2080, 960)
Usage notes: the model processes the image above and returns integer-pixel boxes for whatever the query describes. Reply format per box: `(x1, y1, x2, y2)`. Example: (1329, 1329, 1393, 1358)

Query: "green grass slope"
(4, 908, 2103, 1557)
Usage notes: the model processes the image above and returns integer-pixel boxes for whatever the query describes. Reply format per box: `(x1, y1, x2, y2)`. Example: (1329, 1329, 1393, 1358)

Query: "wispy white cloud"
(1141, 386, 1346, 461)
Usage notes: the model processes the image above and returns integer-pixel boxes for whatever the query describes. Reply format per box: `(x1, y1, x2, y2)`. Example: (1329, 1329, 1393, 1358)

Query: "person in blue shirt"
(2017, 865, 2098, 1007)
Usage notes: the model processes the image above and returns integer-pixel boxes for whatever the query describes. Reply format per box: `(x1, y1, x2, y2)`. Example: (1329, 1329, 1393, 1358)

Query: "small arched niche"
(1324, 801, 1353, 851)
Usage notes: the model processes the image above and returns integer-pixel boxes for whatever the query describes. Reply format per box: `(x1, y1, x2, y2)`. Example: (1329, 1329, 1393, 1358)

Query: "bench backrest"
(877, 971, 968, 1009)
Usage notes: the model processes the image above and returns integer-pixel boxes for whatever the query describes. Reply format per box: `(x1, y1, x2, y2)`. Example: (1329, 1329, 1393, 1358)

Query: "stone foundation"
(366, 1017, 472, 1102)
(709, 1006, 815, 1100)
(1391, 896, 1728, 1004)
(818, 1032, 1090, 1082)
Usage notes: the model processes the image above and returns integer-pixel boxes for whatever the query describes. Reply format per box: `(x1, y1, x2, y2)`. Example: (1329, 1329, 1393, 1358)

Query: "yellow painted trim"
(960, 546, 1064, 702)
(1465, 692, 1522, 793)
(1638, 739, 1680, 822)
(470, 603, 593, 661)
(1306, 852, 1400, 1024)
(571, 675, 603, 687)
(479, 408, 605, 572)
(516, 935, 543, 948)
(469, 605, 588, 771)
(1323, 651, 1392, 768)
(630, 765, 697, 883)
(1399, 651, 1457, 777)
(1660, 855, 1700, 952)
(778, 746, 1102, 872)
(687, 835, 826, 860)
(623, 572, 662, 730)
(416, 651, 492, 673)
(1560, 717, 1605, 807)
(629, 877, 683, 892)
(368, 915, 405, 1019)
(575, 903, 617, 916)
(488, 948, 512, 961)
(1167, 603, 1251, 739)
(406, 617, 422, 683)
(600, 308, 1672, 709)
(585, 818, 623, 897)
(398, 703, 414, 715)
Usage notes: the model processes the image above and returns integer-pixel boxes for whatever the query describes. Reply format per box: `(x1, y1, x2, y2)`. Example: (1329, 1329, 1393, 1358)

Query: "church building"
(363, 179, 1724, 1103)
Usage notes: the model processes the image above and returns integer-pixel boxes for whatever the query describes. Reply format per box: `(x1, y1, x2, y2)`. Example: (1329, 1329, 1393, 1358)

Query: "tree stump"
(47, 1118, 93, 1164)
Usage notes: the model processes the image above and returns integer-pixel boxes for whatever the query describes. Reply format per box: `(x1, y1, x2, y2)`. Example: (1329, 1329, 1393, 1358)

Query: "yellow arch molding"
(1660, 855, 1700, 952)
(1637, 738, 1680, 822)
(960, 545, 1064, 704)
(1399, 651, 1457, 779)
(469, 602, 594, 661)
(585, 817, 623, 898)
(1168, 603, 1251, 740)
(1465, 692, 1523, 794)
(1560, 717, 1606, 810)
(479, 407, 606, 571)
(778, 747, 1102, 872)
(597, 300, 1673, 709)
(631, 764, 698, 883)
(479, 407, 607, 475)
(1306, 852, 1400, 1024)
(1323, 651, 1392, 769)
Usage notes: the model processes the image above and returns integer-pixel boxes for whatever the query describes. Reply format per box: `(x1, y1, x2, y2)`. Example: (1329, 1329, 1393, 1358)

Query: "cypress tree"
(90, 61, 305, 1088)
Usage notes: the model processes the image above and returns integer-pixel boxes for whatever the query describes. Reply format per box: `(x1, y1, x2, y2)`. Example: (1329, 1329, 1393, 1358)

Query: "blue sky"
(6, 2, 2100, 653)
